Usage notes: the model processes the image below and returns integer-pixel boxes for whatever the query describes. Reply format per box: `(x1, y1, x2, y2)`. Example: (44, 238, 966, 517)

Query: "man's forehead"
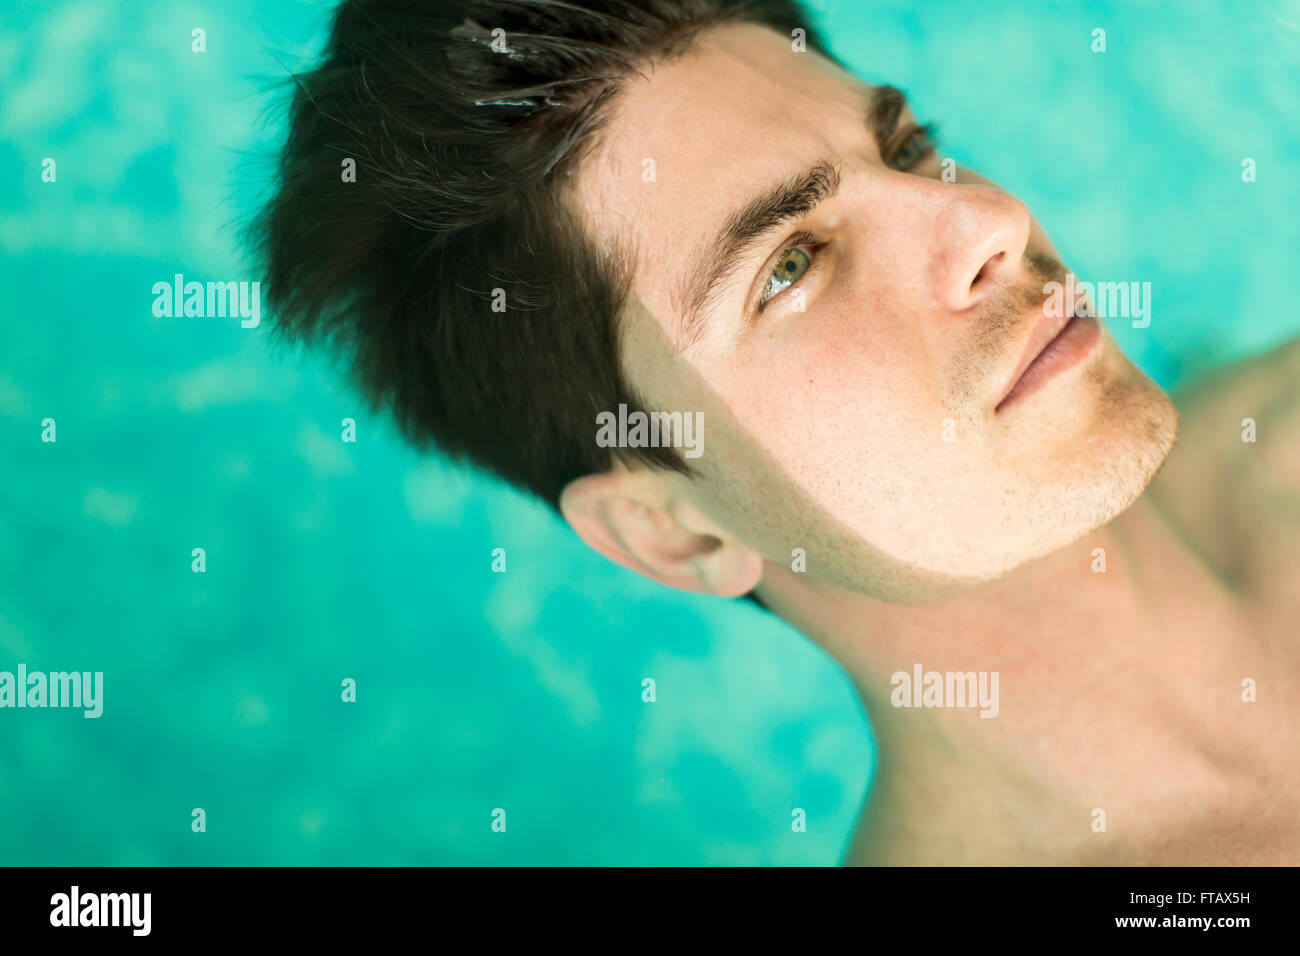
(572, 21, 872, 283)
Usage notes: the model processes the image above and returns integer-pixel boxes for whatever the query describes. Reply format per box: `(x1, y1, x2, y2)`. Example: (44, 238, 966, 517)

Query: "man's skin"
(554, 21, 1300, 863)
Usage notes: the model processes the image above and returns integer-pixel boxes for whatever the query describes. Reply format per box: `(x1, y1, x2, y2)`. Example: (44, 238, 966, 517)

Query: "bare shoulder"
(1169, 336, 1300, 420)
(1148, 336, 1300, 589)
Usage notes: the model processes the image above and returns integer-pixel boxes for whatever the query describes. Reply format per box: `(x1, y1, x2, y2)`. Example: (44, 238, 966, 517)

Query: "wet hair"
(253, 1, 836, 615)
(252, 0, 834, 511)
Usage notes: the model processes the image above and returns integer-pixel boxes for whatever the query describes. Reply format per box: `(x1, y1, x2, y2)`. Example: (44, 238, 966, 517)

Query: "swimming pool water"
(1, 0, 1297, 865)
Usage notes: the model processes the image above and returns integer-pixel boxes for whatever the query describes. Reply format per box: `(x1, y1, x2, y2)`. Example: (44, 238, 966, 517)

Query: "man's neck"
(757, 491, 1292, 863)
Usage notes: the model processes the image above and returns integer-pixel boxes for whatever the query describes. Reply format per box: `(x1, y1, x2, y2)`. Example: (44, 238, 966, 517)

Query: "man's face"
(570, 21, 1177, 601)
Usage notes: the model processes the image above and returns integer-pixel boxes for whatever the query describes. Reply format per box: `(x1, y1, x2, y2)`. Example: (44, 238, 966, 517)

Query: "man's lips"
(994, 300, 1100, 412)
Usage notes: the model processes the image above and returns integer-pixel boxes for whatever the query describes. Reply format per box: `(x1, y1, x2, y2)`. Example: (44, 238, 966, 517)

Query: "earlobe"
(559, 471, 764, 597)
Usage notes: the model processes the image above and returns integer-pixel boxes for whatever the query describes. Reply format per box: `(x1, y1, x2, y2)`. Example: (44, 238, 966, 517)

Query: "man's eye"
(760, 245, 813, 306)
(887, 123, 939, 171)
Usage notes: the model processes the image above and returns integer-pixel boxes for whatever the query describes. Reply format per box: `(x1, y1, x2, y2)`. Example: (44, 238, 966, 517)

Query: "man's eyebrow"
(868, 84, 908, 154)
(672, 85, 910, 351)
(672, 160, 841, 350)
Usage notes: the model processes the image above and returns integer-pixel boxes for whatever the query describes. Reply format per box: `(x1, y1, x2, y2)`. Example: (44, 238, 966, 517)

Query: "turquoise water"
(1, 0, 1297, 865)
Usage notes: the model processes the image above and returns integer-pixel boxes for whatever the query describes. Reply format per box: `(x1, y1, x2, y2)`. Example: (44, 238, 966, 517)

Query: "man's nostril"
(972, 251, 1005, 290)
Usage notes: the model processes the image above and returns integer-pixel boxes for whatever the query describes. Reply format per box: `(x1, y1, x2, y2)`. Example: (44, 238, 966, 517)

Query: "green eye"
(888, 123, 938, 171)
(761, 246, 812, 305)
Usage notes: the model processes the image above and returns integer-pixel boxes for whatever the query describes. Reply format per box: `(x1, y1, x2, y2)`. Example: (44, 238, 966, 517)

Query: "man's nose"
(927, 184, 1032, 313)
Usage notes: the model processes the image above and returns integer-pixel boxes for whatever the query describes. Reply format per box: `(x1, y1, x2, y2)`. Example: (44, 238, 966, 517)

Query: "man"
(255, 0, 1300, 864)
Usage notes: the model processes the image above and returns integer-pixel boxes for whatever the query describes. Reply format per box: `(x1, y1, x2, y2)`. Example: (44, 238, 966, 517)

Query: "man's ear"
(559, 469, 764, 598)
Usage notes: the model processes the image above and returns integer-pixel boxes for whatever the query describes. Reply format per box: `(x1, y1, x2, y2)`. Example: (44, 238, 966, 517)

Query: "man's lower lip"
(995, 315, 1101, 412)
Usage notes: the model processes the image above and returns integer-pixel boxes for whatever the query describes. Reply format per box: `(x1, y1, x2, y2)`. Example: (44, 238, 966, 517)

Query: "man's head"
(257, 0, 1177, 607)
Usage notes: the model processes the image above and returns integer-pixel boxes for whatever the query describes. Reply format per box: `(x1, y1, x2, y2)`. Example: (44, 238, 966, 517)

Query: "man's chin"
(854, 415, 1178, 604)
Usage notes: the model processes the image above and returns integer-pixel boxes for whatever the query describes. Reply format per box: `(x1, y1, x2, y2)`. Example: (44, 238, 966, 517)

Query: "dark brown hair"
(252, 0, 832, 510)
